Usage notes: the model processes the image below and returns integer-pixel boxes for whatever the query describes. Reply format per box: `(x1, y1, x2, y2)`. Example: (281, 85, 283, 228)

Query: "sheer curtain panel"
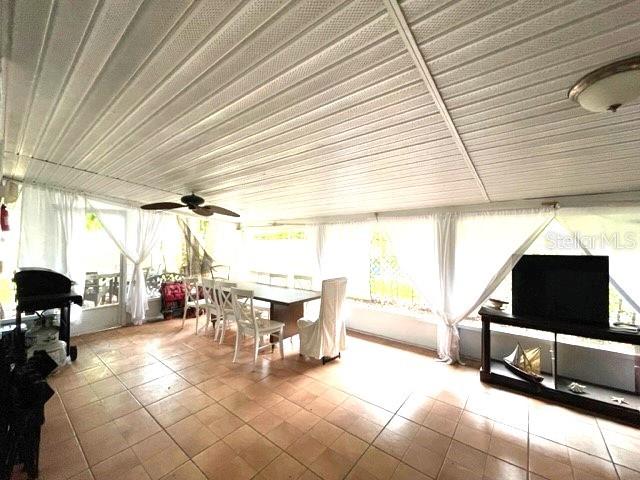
(18, 184, 86, 323)
(386, 208, 554, 363)
(558, 206, 640, 312)
(207, 219, 242, 280)
(317, 223, 372, 299)
(90, 203, 162, 324)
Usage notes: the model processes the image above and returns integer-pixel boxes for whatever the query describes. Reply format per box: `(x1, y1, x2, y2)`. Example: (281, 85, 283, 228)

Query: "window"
(611, 290, 638, 325)
(139, 216, 238, 293)
(81, 212, 122, 309)
(245, 226, 318, 288)
(369, 229, 426, 310)
(0, 197, 123, 317)
(240, 224, 427, 308)
(486, 220, 640, 325)
(142, 216, 186, 296)
(484, 219, 640, 353)
(192, 217, 232, 279)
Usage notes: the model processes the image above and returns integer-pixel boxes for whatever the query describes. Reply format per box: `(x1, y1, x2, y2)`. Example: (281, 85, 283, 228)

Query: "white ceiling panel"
(3, 0, 53, 155)
(126, 65, 426, 181)
(2, 0, 639, 221)
(28, 0, 146, 158)
(70, 0, 359, 170)
(403, 0, 640, 205)
(92, 0, 393, 175)
(57, 0, 246, 169)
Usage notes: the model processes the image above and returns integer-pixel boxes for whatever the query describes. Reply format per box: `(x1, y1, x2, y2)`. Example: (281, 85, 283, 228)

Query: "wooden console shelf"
(479, 306, 640, 425)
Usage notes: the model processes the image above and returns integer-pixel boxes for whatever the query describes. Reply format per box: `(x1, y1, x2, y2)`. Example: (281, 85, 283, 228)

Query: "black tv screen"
(512, 255, 609, 327)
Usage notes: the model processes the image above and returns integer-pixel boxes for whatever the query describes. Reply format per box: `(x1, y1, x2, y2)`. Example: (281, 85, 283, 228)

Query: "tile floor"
(26, 317, 640, 480)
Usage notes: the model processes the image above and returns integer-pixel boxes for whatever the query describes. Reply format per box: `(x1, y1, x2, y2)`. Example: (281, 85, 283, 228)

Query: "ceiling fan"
(141, 193, 240, 217)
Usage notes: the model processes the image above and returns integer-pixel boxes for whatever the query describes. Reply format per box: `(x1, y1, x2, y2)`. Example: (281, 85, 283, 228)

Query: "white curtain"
(317, 223, 372, 299)
(386, 208, 554, 363)
(557, 206, 640, 313)
(18, 184, 86, 323)
(380, 216, 438, 307)
(89, 203, 162, 325)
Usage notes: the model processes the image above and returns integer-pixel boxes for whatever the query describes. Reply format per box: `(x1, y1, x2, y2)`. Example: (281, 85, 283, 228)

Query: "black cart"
(13, 268, 83, 362)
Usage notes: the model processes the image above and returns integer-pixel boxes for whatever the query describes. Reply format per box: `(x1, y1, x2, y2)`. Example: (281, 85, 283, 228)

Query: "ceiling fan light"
(568, 56, 640, 113)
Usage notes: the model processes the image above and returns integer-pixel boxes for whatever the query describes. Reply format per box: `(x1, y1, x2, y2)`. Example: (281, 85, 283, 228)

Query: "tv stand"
(479, 306, 640, 425)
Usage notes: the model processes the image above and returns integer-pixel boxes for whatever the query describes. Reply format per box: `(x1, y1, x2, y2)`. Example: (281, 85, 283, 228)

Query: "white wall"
(347, 302, 438, 350)
(72, 305, 122, 335)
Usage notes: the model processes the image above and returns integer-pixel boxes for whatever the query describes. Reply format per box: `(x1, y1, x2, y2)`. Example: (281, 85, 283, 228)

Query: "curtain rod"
(7, 178, 240, 225)
(8, 177, 639, 228)
(7, 177, 140, 210)
(260, 189, 640, 226)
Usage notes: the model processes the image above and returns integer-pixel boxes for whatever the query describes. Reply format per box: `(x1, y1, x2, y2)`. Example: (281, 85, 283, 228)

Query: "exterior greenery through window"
(368, 230, 426, 310)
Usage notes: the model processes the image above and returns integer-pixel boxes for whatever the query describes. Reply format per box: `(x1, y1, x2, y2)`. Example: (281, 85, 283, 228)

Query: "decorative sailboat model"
(503, 343, 544, 383)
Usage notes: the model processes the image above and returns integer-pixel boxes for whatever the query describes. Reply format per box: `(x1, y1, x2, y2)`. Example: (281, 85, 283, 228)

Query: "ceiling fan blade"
(193, 206, 214, 217)
(200, 205, 240, 217)
(140, 202, 184, 210)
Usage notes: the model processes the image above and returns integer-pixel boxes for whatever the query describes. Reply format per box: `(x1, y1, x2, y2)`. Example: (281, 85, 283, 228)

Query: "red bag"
(161, 281, 185, 319)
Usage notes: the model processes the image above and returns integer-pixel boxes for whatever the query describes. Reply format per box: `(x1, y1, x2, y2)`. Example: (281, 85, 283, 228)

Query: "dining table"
(233, 282, 322, 340)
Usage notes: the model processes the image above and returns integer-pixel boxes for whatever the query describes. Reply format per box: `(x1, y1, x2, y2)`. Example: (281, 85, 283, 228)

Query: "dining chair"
(231, 288, 284, 364)
(293, 275, 313, 290)
(269, 273, 288, 287)
(297, 277, 347, 364)
(200, 278, 222, 336)
(181, 276, 202, 332)
(214, 280, 236, 343)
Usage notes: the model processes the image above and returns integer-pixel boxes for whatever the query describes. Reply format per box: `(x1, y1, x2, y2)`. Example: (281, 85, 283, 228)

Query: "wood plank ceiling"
(1, 0, 639, 221)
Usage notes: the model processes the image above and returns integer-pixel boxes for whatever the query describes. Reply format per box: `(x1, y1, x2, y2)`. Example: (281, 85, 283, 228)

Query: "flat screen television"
(512, 254, 609, 327)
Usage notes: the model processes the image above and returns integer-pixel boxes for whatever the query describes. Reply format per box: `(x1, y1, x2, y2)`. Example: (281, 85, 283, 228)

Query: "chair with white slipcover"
(231, 288, 284, 364)
(297, 277, 347, 363)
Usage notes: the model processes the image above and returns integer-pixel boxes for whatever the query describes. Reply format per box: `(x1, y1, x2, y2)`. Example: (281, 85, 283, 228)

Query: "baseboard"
(346, 327, 480, 367)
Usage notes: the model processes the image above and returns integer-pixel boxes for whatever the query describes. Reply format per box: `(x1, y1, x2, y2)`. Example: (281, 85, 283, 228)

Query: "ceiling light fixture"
(568, 56, 640, 113)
